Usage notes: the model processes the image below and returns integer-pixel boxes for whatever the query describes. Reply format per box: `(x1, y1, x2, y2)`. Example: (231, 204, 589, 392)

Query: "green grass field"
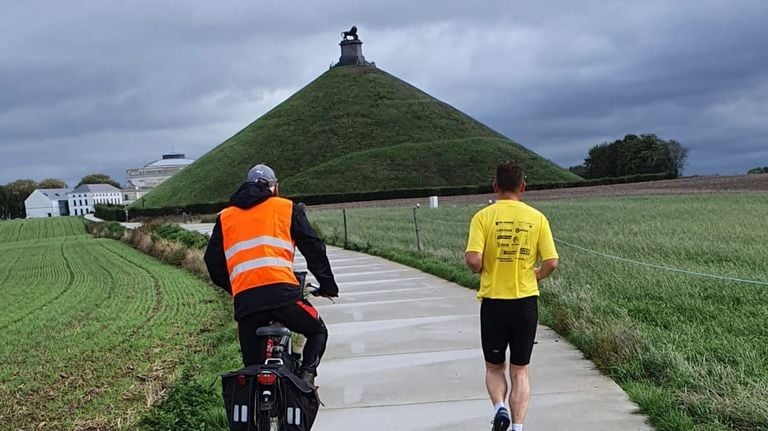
(308, 193, 768, 431)
(0, 218, 237, 430)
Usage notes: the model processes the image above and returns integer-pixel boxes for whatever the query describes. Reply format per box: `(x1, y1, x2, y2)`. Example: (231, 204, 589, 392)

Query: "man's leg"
(508, 364, 530, 424)
(506, 295, 538, 429)
(485, 361, 508, 405)
(272, 299, 328, 376)
(481, 299, 512, 430)
(236, 313, 271, 367)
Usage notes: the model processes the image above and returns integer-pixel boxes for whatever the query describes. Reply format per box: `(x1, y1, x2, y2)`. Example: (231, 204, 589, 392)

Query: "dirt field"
(308, 174, 768, 209)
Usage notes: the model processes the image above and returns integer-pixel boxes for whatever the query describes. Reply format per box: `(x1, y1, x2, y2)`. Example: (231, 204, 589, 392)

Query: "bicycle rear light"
(257, 372, 277, 386)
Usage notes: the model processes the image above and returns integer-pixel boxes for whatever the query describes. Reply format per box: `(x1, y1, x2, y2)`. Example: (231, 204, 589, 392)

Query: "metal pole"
(342, 208, 348, 245)
(412, 207, 421, 252)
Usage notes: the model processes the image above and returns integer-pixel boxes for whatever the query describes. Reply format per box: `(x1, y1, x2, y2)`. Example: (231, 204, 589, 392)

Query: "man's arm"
(204, 216, 232, 294)
(465, 251, 483, 273)
(465, 213, 485, 274)
(535, 258, 558, 281)
(291, 204, 338, 297)
(535, 215, 559, 282)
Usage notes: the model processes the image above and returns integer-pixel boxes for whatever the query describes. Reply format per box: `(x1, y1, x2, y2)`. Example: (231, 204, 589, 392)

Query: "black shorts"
(480, 296, 538, 366)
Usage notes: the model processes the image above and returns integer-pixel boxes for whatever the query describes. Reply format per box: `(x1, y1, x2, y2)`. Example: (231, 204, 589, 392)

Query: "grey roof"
(144, 157, 195, 168)
(72, 184, 122, 193)
(38, 188, 73, 200)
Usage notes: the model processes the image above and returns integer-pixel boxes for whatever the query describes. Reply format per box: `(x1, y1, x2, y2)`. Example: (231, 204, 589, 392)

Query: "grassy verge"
(308, 194, 768, 431)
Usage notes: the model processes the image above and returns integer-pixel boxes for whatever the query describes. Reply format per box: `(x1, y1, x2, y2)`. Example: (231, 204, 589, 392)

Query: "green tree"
(666, 140, 688, 176)
(4, 179, 39, 218)
(38, 178, 68, 188)
(747, 167, 768, 174)
(584, 134, 686, 179)
(568, 164, 588, 178)
(77, 173, 120, 188)
(0, 185, 9, 219)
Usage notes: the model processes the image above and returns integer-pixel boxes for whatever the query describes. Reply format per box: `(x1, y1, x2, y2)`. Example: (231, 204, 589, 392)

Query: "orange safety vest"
(220, 197, 298, 297)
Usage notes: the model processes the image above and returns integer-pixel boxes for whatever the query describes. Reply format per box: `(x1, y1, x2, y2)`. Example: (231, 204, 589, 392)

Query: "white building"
(121, 188, 149, 206)
(126, 153, 195, 189)
(24, 188, 72, 218)
(67, 184, 123, 216)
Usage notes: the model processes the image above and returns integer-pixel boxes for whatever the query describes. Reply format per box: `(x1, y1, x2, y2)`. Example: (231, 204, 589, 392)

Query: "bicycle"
(250, 271, 323, 431)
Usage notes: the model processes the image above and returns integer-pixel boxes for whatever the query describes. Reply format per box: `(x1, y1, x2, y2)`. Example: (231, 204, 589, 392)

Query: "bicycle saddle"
(256, 324, 291, 337)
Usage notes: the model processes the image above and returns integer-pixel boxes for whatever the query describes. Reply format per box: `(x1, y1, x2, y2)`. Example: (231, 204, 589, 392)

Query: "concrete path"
(292, 247, 652, 431)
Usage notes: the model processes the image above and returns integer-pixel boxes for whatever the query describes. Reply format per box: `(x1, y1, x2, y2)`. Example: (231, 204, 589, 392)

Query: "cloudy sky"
(2, 0, 767, 187)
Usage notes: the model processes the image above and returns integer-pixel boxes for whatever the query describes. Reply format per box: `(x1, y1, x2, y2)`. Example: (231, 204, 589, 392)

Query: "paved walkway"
(293, 247, 652, 431)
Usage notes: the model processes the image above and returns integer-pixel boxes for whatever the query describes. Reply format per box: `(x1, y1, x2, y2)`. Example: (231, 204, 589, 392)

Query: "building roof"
(71, 184, 121, 193)
(37, 188, 72, 200)
(143, 153, 195, 168)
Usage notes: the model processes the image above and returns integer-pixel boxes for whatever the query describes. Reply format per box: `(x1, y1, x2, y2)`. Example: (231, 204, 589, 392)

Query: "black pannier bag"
(222, 365, 261, 431)
(222, 364, 320, 431)
(275, 367, 320, 430)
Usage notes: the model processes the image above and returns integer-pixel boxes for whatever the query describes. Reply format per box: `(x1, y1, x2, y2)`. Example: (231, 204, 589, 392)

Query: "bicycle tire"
(257, 386, 284, 431)
(258, 413, 280, 431)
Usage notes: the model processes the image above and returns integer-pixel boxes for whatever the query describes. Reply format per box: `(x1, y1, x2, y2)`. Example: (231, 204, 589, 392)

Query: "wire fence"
(314, 206, 768, 288)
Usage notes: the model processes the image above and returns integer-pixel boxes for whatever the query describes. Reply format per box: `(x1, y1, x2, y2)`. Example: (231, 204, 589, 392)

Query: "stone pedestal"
(338, 39, 367, 66)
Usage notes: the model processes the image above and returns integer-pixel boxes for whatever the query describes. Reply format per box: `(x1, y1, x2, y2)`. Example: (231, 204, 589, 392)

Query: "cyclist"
(465, 161, 559, 431)
(205, 164, 339, 387)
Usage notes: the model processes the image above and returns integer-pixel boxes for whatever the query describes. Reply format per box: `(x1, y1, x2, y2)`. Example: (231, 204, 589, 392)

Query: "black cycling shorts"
(480, 296, 538, 366)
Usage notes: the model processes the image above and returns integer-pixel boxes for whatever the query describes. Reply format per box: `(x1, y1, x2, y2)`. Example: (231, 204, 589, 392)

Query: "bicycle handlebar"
(305, 282, 321, 296)
(305, 282, 336, 302)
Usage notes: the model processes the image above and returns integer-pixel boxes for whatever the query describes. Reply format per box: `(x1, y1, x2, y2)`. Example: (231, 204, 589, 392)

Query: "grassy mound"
(138, 65, 579, 209)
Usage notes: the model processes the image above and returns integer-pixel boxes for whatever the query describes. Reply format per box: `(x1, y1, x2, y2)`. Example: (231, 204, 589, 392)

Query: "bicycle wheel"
(259, 412, 281, 431)
(257, 388, 283, 431)
(257, 410, 280, 431)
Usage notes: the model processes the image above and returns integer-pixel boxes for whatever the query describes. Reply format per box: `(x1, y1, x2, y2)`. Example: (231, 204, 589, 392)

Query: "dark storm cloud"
(1, 0, 767, 186)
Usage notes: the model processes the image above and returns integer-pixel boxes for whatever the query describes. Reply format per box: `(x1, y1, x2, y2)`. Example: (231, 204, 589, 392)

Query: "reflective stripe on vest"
(220, 197, 297, 296)
(229, 256, 293, 281)
(225, 236, 294, 260)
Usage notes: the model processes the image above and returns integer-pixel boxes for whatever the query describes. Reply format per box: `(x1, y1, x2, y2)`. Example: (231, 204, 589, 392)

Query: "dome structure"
(144, 153, 196, 168)
(126, 153, 195, 190)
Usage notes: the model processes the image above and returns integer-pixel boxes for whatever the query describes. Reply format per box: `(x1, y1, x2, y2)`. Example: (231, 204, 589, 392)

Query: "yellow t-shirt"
(466, 200, 558, 299)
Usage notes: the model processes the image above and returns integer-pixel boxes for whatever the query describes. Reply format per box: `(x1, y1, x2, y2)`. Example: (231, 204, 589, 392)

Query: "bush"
(86, 221, 127, 240)
(151, 239, 187, 266)
(151, 223, 209, 249)
(94, 204, 127, 222)
(181, 249, 208, 278)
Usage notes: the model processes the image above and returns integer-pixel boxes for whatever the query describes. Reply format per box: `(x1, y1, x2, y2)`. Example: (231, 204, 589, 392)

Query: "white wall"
(24, 190, 62, 218)
(68, 191, 124, 216)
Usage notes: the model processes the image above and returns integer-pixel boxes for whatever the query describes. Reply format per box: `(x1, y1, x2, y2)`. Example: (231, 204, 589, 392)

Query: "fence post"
(412, 206, 421, 252)
(342, 208, 348, 245)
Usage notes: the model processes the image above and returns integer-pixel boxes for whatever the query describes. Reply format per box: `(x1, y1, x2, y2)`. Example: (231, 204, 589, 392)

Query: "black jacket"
(204, 182, 338, 320)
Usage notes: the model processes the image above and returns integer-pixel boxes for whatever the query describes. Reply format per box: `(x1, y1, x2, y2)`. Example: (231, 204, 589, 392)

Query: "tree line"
(0, 174, 120, 219)
(569, 134, 688, 179)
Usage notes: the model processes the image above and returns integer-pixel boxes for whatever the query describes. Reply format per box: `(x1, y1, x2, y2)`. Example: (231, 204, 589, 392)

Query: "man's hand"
(315, 283, 339, 298)
(465, 251, 483, 273)
(535, 259, 559, 281)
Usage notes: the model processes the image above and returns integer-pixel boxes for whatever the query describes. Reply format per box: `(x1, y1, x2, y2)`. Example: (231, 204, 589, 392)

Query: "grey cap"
(247, 164, 277, 186)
